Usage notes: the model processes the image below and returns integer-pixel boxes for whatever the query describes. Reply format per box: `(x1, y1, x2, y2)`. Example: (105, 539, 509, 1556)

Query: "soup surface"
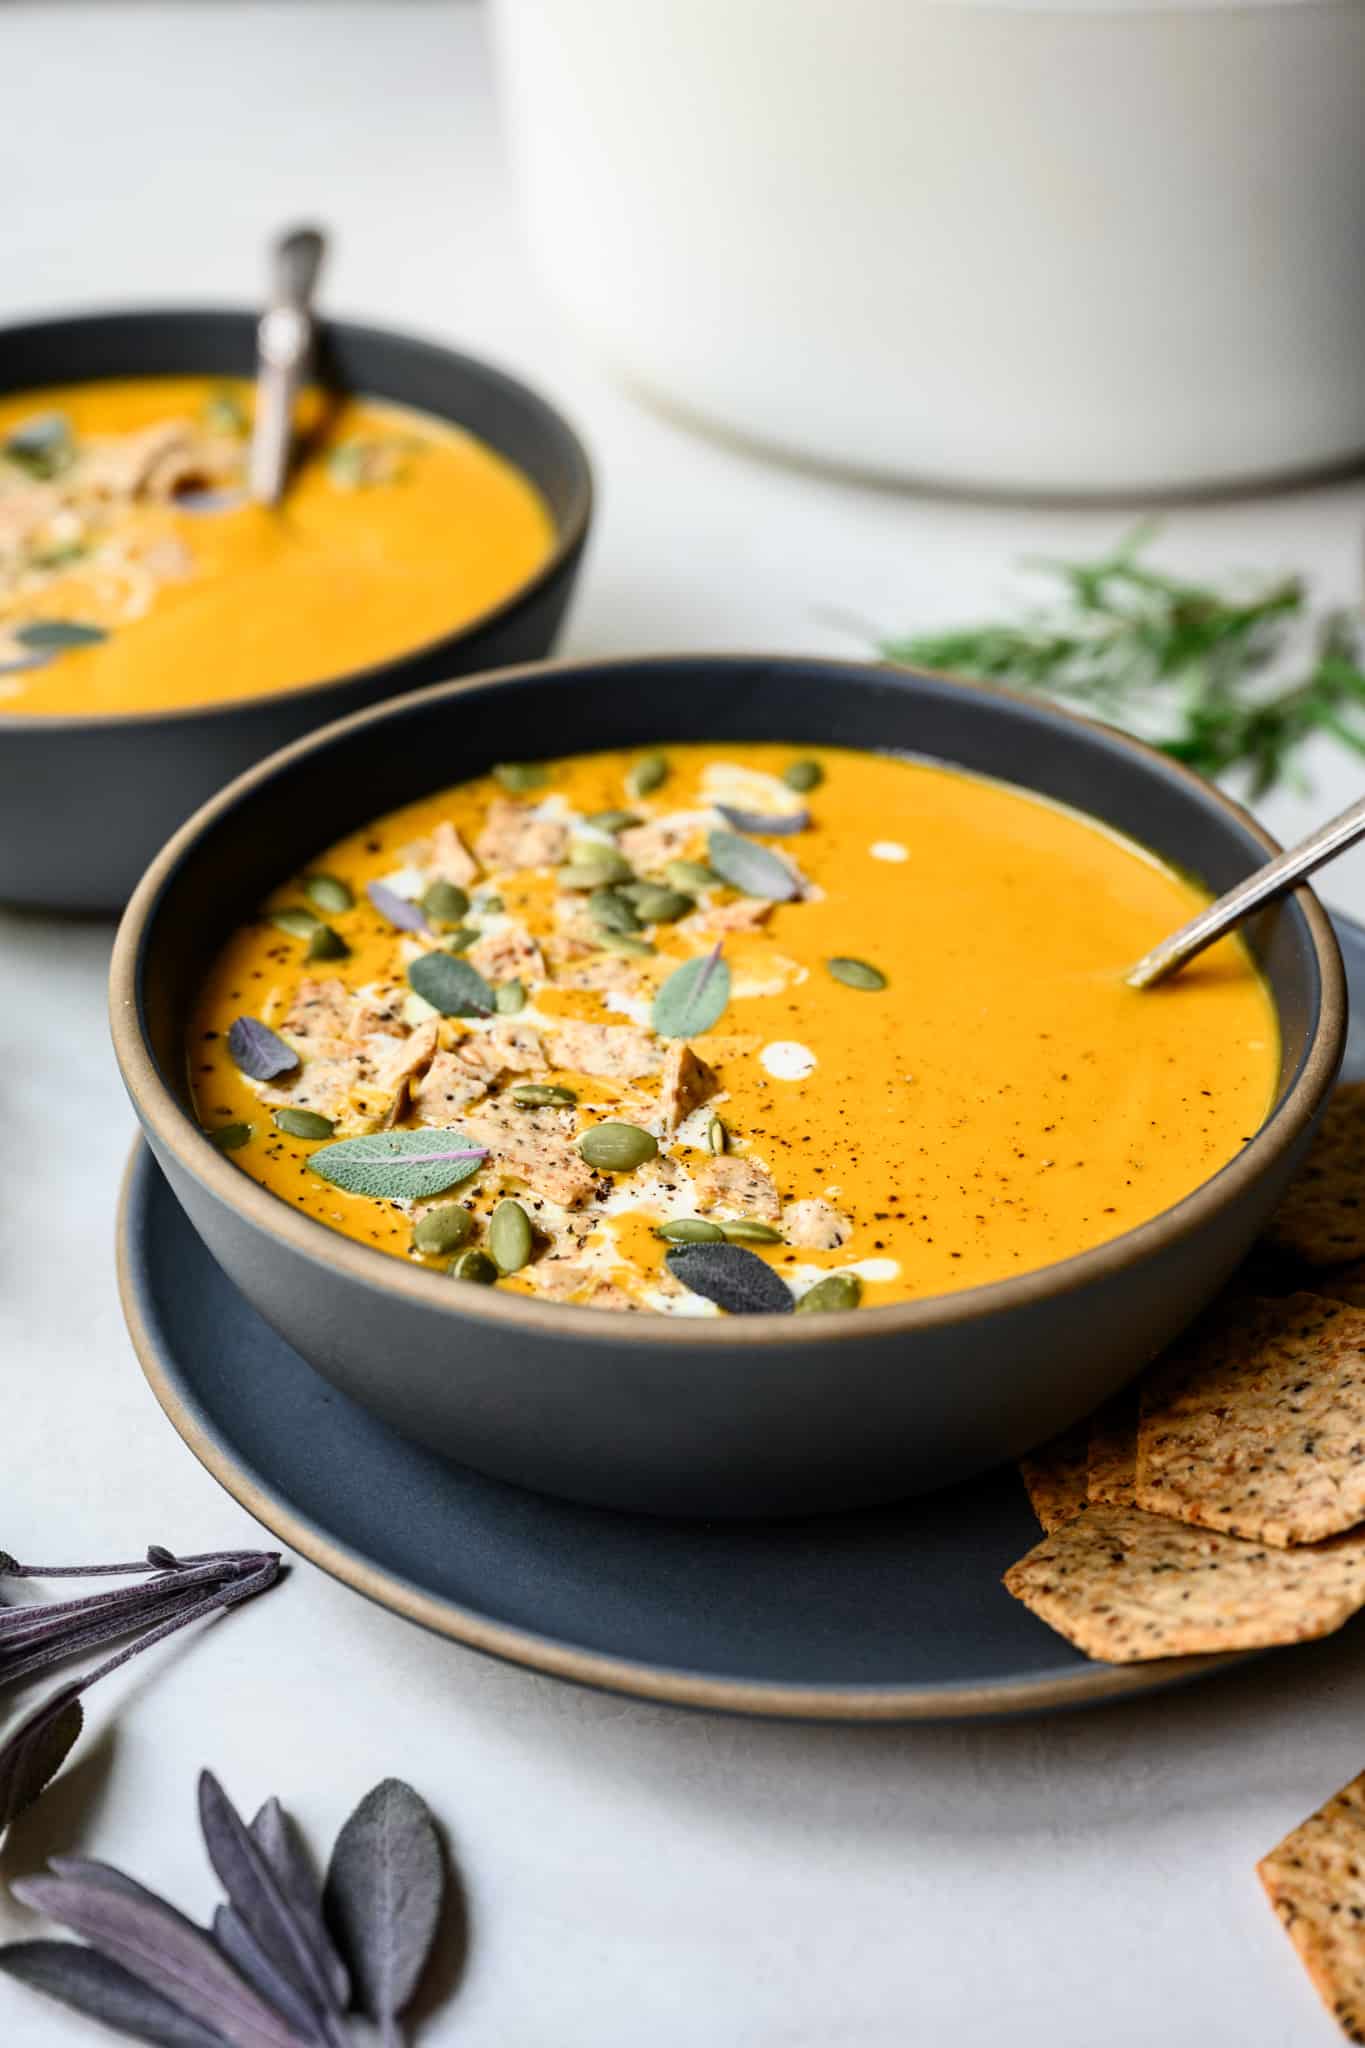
(189, 744, 1279, 1316)
(0, 377, 554, 715)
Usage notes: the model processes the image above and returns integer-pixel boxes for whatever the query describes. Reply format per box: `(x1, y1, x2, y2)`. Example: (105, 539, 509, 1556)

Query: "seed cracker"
(1018, 1423, 1088, 1533)
(1259, 1767, 1365, 2043)
(1087, 1390, 1139, 1506)
(1265, 1083, 1365, 1268)
(1136, 1293, 1365, 1546)
(1002, 1504, 1365, 1663)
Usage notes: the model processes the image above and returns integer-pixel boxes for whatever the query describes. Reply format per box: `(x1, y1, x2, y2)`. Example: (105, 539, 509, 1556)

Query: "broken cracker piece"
(1259, 1767, 1365, 2044)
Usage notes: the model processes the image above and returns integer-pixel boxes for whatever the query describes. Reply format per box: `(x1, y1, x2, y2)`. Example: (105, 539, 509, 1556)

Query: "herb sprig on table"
(880, 528, 1365, 795)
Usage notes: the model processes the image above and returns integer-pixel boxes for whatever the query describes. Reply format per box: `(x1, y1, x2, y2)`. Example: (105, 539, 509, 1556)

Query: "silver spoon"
(1127, 791, 1365, 989)
(247, 225, 327, 506)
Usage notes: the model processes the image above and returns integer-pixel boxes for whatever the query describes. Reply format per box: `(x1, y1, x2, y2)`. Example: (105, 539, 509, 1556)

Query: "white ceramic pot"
(492, 0, 1365, 495)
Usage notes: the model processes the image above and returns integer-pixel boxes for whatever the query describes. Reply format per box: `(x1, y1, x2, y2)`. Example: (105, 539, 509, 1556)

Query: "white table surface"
(5, 6, 1365, 2043)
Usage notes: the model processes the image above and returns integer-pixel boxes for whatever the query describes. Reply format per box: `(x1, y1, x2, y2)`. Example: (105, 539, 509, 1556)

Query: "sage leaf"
(407, 952, 494, 1017)
(323, 1780, 443, 2038)
(365, 882, 426, 934)
(15, 619, 108, 651)
(0, 1687, 83, 1834)
(226, 1019, 298, 1084)
(706, 830, 802, 901)
(714, 804, 810, 837)
(308, 1131, 486, 1202)
(664, 1243, 795, 1315)
(651, 945, 730, 1039)
(251, 1798, 349, 2011)
(199, 1772, 345, 2033)
(0, 1941, 229, 2048)
(10, 1872, 301, 2048)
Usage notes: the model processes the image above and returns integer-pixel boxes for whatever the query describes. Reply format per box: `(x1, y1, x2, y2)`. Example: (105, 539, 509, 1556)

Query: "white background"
(5, 6, 1365, 2043)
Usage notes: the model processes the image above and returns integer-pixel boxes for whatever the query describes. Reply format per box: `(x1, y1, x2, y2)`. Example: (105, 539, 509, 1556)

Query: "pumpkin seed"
(590, 886, 641, 934)
(273, 1108, 335, 1140)
(656, 1217, 725, 1243)
(627, 751, 669, 798)
(707, 1115, 728, 1155)
(442, 926, 479, 955)
(493, 761, 548, 793)
(206, 1121, 252, 1152)
(826, 956, 887, 991)
(422, 878, 469, 925)
(305, 923, 349, 962)
(719, 1218, 784, 1244)
(598, 932, 656, 957)
(450, 1247, 498, 1285)
(495, 978, 526, 1015)
(511, 1082, 578, 1108)
(794, 1272, 863, 1314)
(579, 1121, 659, 1172)
(558, 855, 632, 891)
(305, 873, 353, 914)
(665, 859, 717, 892)
(489, 1197, 534, 1275)
(202, 387, 248, 436)
(572, 837, 633, 872)
(477, 893, 504, 916)
(587, 808, 642, 834)
(633, 886, 693, 925)
(412, 1204, 473, 1255)
(270, 907, 319, 938)
(783, 759, 824, 792)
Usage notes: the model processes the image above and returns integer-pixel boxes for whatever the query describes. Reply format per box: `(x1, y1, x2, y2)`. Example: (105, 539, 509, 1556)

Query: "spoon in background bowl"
(1127, 790, 1365, 988)
(247, 225, 327, 506)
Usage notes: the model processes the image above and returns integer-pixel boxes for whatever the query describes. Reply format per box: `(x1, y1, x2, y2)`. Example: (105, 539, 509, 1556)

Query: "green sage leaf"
(308, 1130, 487, 1200)
(408, 952, 494, 1017)
(706, 830, 801, 901)
(651, 945, 731, 1039)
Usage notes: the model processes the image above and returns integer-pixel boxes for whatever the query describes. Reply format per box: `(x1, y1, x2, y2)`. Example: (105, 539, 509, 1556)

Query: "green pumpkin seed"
(627, 751, 669, 798)
(489, 1197, 534, 1275)
(719, 1218, 784, 1244)
(422, 878, 469, 925)
(443, 926, 479, 955)
(783, 759, 824, 793)
(587, 808, 642, 834)
(579, 1122, 659, 1172)
(590, 886, 641, 934)
(826, 956, 887, 991)
(794, 1272, 863, 1314)
(493, 761, 548, 793)
(270, 907, 320, 938)
(558, 855, 633, 891)
(511, 1082, 578, 1108)
(305, 873, 353, 914)
(495, 978, 526, 1015)
(450, 1247, 498, 1285)
(273, 1108, 335, 1140)
(632, 886, 693, 925)
(206, 1121, 252, 1152)
(598, 932, 656, 957)
(656, 1217, 725, 1243)
(202, 387, 248, 436)
(707, 1115, 728, 1155)
(412, 1204, 473, 1255)
(665, 859, 717, 892)
(477, 893, 504, 915)
(305, 924, 349, 962)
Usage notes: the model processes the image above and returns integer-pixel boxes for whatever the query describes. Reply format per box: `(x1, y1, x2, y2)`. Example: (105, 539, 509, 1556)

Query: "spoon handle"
(1127, 791, 1365, 989)
(247, 226, 327, 506)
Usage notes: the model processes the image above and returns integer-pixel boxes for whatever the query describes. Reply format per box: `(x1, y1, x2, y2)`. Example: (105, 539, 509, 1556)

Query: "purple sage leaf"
(251, 1800, 349, 2011)
(226, 1020, 299, 1084)
(323, 1780, 443, 2038)
(714, 803, 810, 836)
(9, 1874, 304, 2048)
(0, 1686, 84, 1833)
(0, 1940, 232, 2048)
(664, 1242, 795, 1315)
(365, 883, 427, 934)
(212, 1907, 326, 2046)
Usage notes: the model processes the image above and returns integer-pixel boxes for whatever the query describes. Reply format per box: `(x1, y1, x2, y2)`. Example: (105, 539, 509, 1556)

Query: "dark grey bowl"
(110, 655, 1345, 1517)
(0, 309, 591, 912)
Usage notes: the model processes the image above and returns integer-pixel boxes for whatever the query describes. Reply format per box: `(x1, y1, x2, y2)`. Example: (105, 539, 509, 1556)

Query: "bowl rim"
(110, 651, 1347, 1348)
(0, 304, 593, 734)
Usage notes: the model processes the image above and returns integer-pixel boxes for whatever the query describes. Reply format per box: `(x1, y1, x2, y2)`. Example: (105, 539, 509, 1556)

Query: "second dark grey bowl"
(0, 309, 590, 912)
(110, 657, 1344, 1517)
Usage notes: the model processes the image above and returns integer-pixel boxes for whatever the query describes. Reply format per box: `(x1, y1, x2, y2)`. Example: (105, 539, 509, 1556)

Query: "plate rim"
(115, 1142, 1250, 1722)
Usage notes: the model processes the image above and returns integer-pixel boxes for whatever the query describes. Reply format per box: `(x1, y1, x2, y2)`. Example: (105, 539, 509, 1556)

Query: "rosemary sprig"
(880, 527, 1365, 796)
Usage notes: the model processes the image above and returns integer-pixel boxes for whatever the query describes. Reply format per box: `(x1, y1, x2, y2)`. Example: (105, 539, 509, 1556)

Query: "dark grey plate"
(115, 914, 1365, 1722)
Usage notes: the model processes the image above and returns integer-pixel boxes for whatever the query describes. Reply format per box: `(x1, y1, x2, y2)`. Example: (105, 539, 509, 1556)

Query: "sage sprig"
(651, 944, 731, 1040)
(307, 1130, 487, 1201)
(1, 1772, 447, 2048)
